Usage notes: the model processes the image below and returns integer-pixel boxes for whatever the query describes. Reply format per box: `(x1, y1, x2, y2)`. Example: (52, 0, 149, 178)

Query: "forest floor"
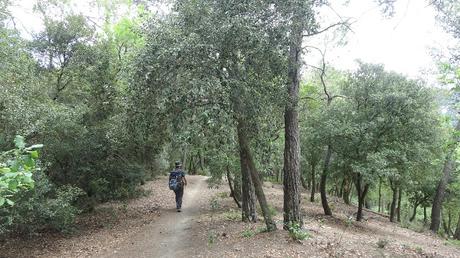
(1, 175, 460, 258)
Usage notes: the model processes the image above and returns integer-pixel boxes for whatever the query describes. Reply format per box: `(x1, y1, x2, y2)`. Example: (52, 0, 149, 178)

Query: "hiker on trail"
(169, 161, 187, 212)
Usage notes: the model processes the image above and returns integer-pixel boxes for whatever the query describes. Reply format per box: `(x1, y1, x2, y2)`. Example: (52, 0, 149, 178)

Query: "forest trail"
(2, 176, 460, 257)
(99, 175, 209, 258)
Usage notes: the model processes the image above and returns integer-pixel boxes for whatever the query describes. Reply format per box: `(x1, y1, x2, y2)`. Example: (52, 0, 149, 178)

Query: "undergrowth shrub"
(287, 222, 309, 241)
(0, 170, 84, 236)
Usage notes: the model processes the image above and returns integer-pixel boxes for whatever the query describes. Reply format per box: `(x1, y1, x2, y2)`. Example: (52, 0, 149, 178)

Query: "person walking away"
(169, 161, 187, 212)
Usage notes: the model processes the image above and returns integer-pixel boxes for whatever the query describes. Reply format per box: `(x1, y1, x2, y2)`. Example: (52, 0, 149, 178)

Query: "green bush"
(0, 170, 84, 236)
(287, 222, 309, 241)
(0, 135, 42, 206)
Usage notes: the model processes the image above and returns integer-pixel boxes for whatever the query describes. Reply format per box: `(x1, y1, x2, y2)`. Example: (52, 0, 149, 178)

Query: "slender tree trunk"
(241, 160, 257, 222)
(237, 120, 276, 231)
(448, 210, 453, 236)
(301, 173, 308, 190)
(227, 165, 241, 208)
(320, 145, 332, 215)
(355, 174, 369, 221)
(237, 122, 257, 223)
(390, 183, 398, 223)
(443, 216, 449, 236)
(198, 150, 205, 171)
(424, 206, 427, 224)
(343, 177, 351, 205)
(188, 156, 194, 175)
(339, 178, 345, 198)
(334, 179, 339, 196)
(454, 213, 460, 240)
(365, 198, 371, 209)
(182, 147, 188, 171)
(409, 202, 419, 222)
(378, 177, 382, 213)
(397, 188, 402, 222)
(431, 121, 460, 232)
(283, 1, 305, 230)
(310, 163, 316, 202)
(431, 152, 456, 232)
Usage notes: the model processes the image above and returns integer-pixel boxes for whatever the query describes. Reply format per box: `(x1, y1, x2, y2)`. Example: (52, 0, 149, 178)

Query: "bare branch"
(303, 19, 354, 38)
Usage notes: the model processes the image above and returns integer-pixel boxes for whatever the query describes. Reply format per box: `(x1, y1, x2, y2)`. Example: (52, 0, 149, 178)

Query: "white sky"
(8, 0, 457, 81)
(313, 0, 456, 80)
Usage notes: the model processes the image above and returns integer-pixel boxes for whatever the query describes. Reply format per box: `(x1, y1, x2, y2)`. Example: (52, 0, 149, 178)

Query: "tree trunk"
(198, 150, 205, 171)
(378, 177, 382, 213)
(339, 178, 345, 198)
(237, 122, 257, 223)
(454, 213, 460, 240)
(334, 179, 340, 196)
(365, 198, 371, 209)
(237, 120, 276, 231)
(226, 165, 241, 208)
(188, 156, 194, 175)
(390, 183, 398, 223)
(424, 206, 427, 224)
(409, 202, 419, 222)
(241, 159, 257, 222)
(443, 216, 449, 236)
(397, 188, 402, 222)
(234, 170, 242, 204)
(310, 163, 316, 202)
(300, 174, 308, 190)
(431, 121, 460, 232)
(448, 210, 453, 236)
(355, 174, 369, 221)
(343, 177, 351, 205)
(283, 1, 305, 230)
(320, 145, 332, 215)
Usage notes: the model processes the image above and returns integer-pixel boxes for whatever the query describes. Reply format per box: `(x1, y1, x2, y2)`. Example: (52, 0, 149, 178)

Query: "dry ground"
(1, 175, 460, 258)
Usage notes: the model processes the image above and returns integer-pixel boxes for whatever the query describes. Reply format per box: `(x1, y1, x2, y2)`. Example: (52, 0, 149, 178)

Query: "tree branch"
(303, 19, 353, 38)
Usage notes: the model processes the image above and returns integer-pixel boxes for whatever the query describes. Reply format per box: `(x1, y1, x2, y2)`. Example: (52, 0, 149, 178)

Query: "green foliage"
(0, 136, 42, 207)
(0, 169, 84, 235)
(210, 197, 220, 211)
(241, 228, 256, 238)
(223, 209, 241, 221)
(446, 239, 460, 247)
(207, 230, 217, 245)
(287, 222, 309, 241)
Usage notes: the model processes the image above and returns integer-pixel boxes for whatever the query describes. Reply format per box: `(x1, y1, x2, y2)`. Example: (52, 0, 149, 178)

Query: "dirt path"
(3, 176, 460, 258)
(98, 175, 208, 258)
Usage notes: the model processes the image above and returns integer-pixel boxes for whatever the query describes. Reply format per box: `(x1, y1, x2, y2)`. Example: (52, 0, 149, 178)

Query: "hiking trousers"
(174, 187, 184, 209)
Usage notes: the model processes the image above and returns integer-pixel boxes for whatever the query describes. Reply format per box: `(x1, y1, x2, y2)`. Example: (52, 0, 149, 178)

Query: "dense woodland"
(1, 0, 460, 243)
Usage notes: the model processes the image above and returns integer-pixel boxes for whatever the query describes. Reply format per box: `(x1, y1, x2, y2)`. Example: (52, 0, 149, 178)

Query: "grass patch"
(415, 246, 423, 254)
(209, 197, 220, 211)
(241, 226, 266, 238)
(207, 230, 217, 246)
(217, 192, 228, 199)
(241, 228, 256, 238)
(222, 209, 241, 221)
(446, 239, 460, 247)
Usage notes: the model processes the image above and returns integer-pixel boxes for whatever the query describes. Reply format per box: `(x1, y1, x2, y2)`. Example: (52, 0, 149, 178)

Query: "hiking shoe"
(177, 209, 181, 212)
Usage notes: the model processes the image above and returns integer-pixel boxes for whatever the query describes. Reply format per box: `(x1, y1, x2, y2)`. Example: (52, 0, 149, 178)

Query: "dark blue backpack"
(169, 172, 183, 191)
